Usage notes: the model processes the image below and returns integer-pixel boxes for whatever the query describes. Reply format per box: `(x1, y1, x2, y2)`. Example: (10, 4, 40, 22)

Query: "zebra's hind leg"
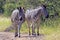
(15, 25, 18, 37)
(37, 20, 40, 36)
(32, 23, 36, 36)
(32, 26, 36, 36)
(27, 21, 31, 36)
(37, 26, 39, 36)
(29, 26, 31, 35)
(15, 32, 18, 37)
(28, 24, 31, 35)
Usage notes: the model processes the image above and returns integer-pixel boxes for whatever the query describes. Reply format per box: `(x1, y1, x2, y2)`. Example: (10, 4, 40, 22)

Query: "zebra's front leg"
(18, 24, 21, 37)
(27, 21, 31, 35)
(32, 23, 36, 36)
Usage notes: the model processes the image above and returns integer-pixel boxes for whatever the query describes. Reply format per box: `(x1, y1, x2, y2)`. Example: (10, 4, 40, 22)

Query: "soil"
(0, 32, 45, 40)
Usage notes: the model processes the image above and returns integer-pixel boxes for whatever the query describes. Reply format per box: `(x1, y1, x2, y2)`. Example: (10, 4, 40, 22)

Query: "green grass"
(0, 16, 11, 31)
(44, 30, 60, 40)
(0, 16, 60, 40)
(0, 16, 60, 33)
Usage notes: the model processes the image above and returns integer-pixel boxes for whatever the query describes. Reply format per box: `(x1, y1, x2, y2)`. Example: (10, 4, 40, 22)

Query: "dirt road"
(0, 32, 45, 40)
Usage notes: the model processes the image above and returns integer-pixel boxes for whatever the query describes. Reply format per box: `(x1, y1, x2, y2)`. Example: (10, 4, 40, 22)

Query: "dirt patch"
(0, 32, 45, 40)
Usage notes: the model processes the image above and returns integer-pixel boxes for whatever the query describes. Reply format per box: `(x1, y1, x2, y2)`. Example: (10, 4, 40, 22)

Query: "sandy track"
(0, 32, 44, 40)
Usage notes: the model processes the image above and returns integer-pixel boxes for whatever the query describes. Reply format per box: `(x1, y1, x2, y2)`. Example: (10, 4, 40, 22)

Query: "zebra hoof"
(18, 36, 20, 38)
(32, 33, 36, 36)
(15, 34, 18, 37)
(37, 33, 39, 36)
(29, 33, 31, 35)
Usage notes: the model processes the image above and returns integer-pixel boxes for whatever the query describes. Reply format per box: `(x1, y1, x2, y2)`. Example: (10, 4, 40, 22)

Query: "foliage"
(0, 0, 60, 16)
(0, 0, 5, 13)
(3, 3, 16, 16)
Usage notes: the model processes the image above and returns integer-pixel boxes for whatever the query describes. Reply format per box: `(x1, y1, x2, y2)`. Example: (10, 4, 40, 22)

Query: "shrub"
(3, 3, 16, 16)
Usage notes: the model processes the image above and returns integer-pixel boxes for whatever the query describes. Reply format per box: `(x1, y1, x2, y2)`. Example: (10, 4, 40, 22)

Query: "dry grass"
(44, 31, 60, 40)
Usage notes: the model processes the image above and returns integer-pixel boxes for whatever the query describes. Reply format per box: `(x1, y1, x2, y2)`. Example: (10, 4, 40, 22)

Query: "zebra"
(11, 7, 25, 37)
(25, 5, 49, 36)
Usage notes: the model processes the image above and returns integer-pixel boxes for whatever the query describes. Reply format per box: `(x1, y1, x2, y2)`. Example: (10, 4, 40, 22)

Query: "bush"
(3, 3, 16, 16)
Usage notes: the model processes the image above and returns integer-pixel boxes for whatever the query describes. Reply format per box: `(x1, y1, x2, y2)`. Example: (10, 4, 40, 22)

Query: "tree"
(1, 0, 60, 16)
(0, 0, 6, 13)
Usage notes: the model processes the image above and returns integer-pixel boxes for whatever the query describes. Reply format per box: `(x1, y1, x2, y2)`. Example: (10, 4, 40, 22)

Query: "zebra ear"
(20, 7, 25, 12)
(20, 7, 22, 10)
(43, 5, 46, 8)
(19, 7, 24, 10)
(43, 4, 47, 8)
(17, 7, 20, 10)
(22, 7, 24, 10)
(22, 7, 25, 11)
(17, 6, 22, 10)
(22, 7, 26, 12)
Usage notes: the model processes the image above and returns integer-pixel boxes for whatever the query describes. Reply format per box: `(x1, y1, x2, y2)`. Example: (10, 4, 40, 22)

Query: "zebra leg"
(28, 23, 31, 35)
(14, 24, 18, 37)
(37, 20, 40, 36)
(29, 26, 31, 35)
(37, 25, 39, 36)
(27, 21, 31, 35)
(32, 23, 36, 36)
(18, 24, 21, 37)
